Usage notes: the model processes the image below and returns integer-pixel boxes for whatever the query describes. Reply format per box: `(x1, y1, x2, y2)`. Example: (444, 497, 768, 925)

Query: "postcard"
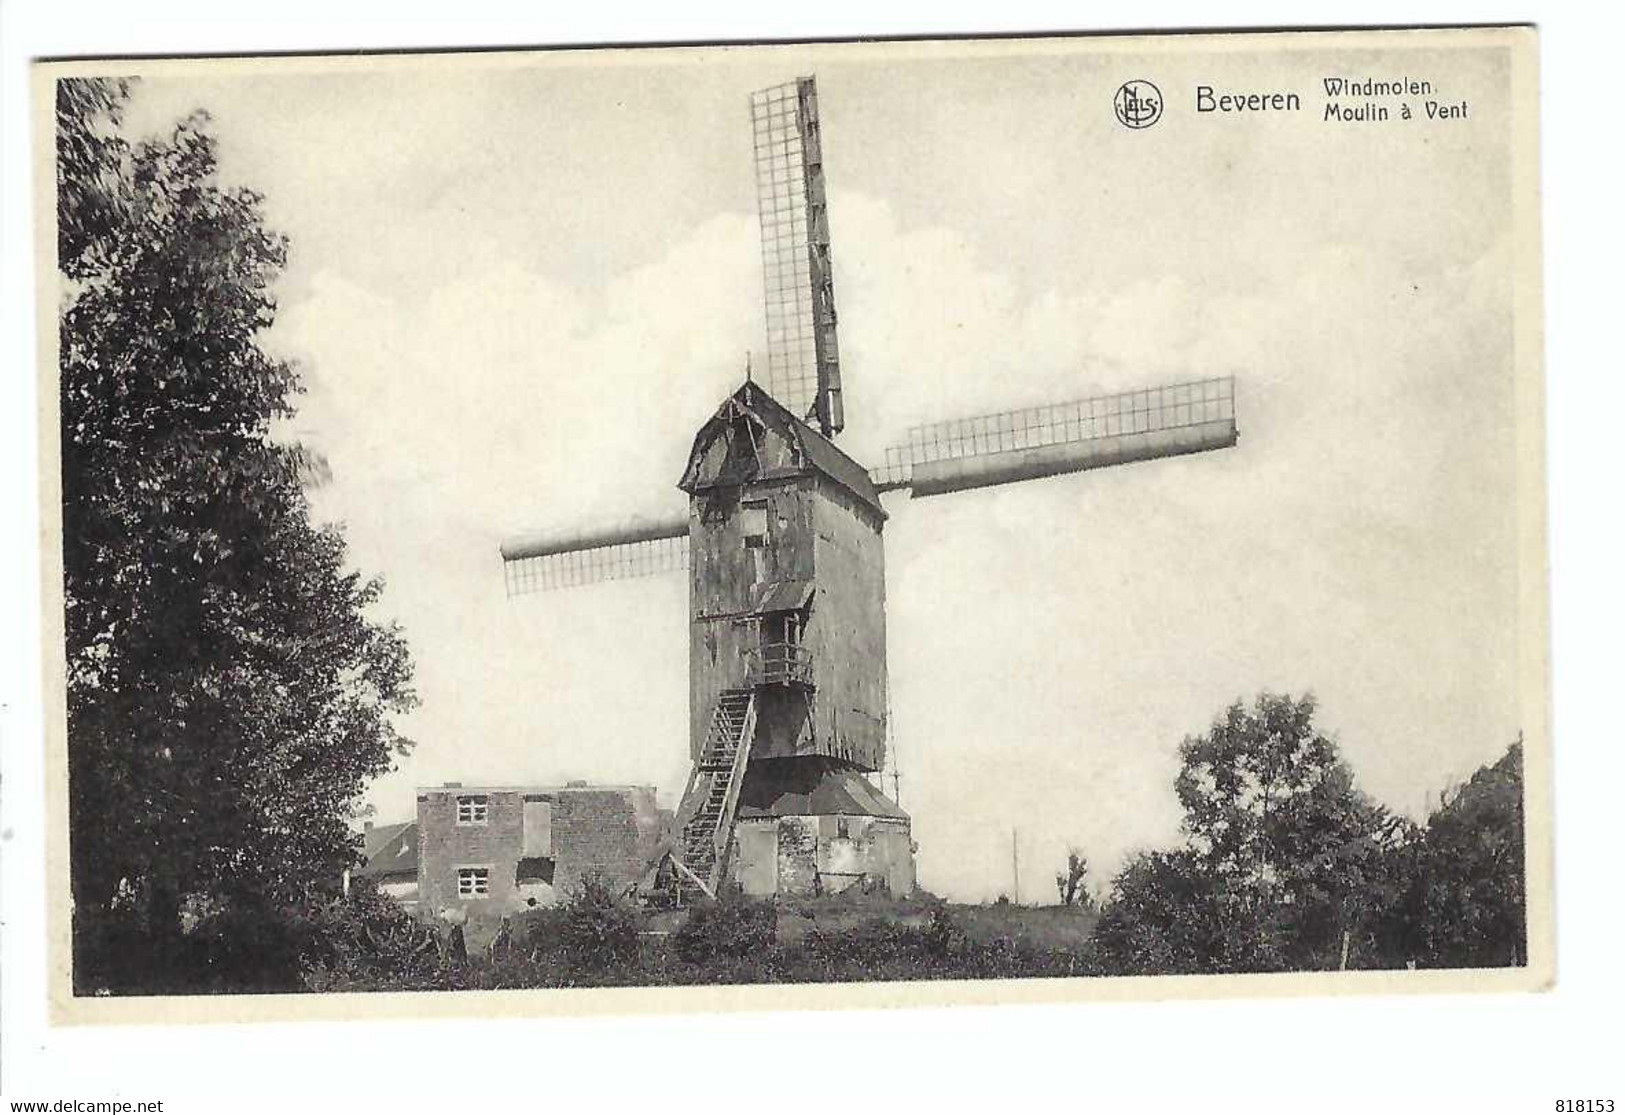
(32, 25, 1547, 1025)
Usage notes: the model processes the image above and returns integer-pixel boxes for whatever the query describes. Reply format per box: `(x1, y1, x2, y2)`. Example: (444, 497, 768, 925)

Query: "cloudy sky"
(118, 34, 1528, 901)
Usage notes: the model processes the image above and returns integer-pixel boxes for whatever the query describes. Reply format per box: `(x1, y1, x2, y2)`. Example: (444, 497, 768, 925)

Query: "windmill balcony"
(747, 642, 814, 689)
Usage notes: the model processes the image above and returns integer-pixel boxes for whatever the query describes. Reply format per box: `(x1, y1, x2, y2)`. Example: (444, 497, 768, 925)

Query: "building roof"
(681, 381, 884, 517)
(784, 410, 884, 515)
(737, 756, 908, 820)
(356, 821, 418, 879)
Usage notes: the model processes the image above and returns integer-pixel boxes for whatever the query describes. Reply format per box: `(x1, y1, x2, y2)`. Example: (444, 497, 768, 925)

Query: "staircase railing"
(673, 688, 757, 899)
(706, 693, 757, 890)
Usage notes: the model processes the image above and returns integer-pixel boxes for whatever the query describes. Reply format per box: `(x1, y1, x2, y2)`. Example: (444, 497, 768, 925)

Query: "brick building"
(415, 782, 667, 944)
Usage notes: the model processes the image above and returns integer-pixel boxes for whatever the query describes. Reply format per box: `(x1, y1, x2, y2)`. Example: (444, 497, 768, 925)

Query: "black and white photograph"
(29, 25, 1548, 1028)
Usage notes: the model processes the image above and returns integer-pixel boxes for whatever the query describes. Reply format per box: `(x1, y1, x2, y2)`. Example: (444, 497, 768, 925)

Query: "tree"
(1096, 693, 1403, 973)
(1054, 848, 1094, 909)
(56, 78, 416, 984)
(1092, 849, 1223, 975)
(1406, 740, 1526, 968)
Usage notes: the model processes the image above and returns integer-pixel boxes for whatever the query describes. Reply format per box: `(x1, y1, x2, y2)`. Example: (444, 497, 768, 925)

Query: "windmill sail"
(500, 77, 1238, 597)
(501, 513, 689, 597)
(751, 77, 843, 438)
(870, 377, 1238, 498)
(500, 377, 1238, 593)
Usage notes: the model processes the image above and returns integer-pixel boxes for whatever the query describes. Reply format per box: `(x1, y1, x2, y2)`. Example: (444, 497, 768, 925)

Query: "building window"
(740, 500, 768, 549)
(456, 795, 489, 825)
(457, 867, 490, 897)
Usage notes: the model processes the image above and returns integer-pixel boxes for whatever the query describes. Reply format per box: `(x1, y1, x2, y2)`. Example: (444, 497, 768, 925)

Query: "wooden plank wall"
(807, 477, 888, 772)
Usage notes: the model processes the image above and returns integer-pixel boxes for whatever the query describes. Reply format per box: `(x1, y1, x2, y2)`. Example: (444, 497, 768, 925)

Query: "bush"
(76, 895, 324, 995)
(559, 873, 641, 973)
(520, 905, 571, 956)
(73, 905, 163, 996)
(674, 890, 777, 963)
(183, 900, 315, 992)
(798, 916, 924, 979)
(924, 906, 968, 960)
(299, 880, 446, 992)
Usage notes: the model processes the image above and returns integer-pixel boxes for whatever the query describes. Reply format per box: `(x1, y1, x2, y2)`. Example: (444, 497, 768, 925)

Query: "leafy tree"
(1096, 694, 1403, 973)
(1092, 849, 1224, 975)
(1404, 741, 1526, 968)
(56, 78, 134, 279)
(56, 78, 416, 982)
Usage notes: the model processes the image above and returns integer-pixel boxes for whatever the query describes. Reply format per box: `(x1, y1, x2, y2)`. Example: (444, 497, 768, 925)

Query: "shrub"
(923, 906, 968, 961)
(520, 905, 572, 957)
(674, 890, 777, 963)
(559, 873, 640, 973)
(182, 900, 315, 992)
(299, 880, 445, 992)
(796, 916, 927, 980)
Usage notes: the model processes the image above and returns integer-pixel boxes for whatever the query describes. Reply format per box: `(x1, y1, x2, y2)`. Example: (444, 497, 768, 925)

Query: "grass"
(296, 889, 1108, 992)
(951, 903, 1101, 951)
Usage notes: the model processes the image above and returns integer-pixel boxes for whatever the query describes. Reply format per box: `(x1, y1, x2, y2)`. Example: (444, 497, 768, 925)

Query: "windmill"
(499, 77, 1239, 900)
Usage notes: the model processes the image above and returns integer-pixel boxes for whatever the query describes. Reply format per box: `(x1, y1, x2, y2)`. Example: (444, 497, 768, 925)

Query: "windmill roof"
(356, 821, 418, 879)
(790, 416, 883, 514)
(682, 382, 884, 517)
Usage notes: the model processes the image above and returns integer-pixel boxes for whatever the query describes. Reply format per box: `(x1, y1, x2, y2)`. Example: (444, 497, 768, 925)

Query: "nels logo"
(1114, 80, 1163, 129)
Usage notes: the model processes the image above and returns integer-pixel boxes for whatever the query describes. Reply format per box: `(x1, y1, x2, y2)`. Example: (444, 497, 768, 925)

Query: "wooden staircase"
(674, 688, 757, 899)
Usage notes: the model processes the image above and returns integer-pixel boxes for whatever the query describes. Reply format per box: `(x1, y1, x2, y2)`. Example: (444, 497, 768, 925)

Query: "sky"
(116, 36, 1527, 902)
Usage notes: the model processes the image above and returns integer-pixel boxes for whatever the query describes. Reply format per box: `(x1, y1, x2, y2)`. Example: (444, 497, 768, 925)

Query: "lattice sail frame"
(870, 377, 1238, 492)
(500, 378, 1237, 592)
(751, 78, 843, 437)
(500, 81, 1241, 594)
(502, 528, 689, 597)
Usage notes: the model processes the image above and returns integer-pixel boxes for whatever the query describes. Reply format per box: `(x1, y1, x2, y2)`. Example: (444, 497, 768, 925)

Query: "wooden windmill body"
(673, 381, 909, 897)
(501, 77, 1240, 900)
